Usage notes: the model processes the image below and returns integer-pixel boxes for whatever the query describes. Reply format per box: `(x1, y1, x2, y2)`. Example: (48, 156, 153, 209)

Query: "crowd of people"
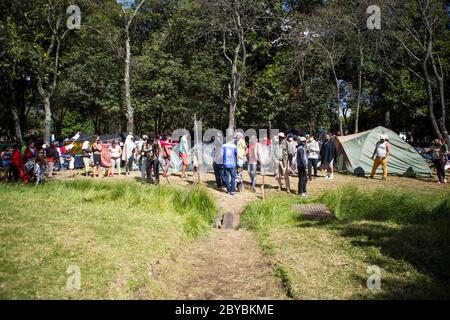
(0, 131, 448, 193)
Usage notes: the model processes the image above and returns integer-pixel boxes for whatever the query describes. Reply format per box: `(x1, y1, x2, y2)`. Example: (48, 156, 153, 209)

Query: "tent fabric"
(335, 126, 431, 177)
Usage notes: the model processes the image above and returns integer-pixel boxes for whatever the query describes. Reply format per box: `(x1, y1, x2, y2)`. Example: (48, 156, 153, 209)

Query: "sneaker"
(444, 179, 448, 184)
(329, 175, 334, 180)
(302, 193, 309, 197)
(325, 176, 329, 180)
(437, 181, 441, 184)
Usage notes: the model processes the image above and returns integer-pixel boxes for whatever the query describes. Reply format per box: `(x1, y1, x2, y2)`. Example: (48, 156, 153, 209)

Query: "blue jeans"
(247, 163, 257, 187)
(213, 163, 224, 188)
(223, 167, 236, 194)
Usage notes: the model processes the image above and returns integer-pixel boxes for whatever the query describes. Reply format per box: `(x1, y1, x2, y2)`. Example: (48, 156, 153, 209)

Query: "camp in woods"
(1, 0, 450, 301)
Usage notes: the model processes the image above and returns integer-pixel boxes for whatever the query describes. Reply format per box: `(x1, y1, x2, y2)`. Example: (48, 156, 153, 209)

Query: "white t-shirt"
(376, 142, 388, 158)
(110, 146, 121, 158)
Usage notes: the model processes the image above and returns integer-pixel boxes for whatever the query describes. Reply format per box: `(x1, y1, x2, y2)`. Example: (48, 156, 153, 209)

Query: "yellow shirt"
(237, 139, 247, 159)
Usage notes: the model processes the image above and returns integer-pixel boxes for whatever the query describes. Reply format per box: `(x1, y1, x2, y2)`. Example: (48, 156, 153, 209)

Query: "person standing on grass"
(91, 136, 102, 178)
(306, 134, 320, 181)
(147, 135, 161, 185)
(179, 134, 189, 179)
(81, 141, 91, 177)
(140, 136, 150, 180)
(122, 134, 135, 177)
(33, 155, 46, 185)
(235, 132, 247, 191)
(370, 134, 390, 180)
(297, 136, 308, 197)
(212, 133, 224, 190)
(424, 139, 448, 184)
(101, 140, 112, 177)
(320, 134, 337, 180)
(246, 135, 259, 192)
(110, 140, 122, 176)
(45, 142, 58, 178)
(279, 133, 291, 193)
(222, 135, 238, 195)
(160, 135, 173, 177)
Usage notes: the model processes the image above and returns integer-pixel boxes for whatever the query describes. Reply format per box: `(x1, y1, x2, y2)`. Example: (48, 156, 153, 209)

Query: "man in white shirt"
(370, 134, 391, 180)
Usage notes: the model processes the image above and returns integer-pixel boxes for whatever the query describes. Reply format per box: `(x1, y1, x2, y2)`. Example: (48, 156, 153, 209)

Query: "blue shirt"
(222, 142, 237, 169)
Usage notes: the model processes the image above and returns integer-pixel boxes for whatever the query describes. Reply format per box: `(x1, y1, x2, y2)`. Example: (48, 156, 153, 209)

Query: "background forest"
(1, 0, 449, 144)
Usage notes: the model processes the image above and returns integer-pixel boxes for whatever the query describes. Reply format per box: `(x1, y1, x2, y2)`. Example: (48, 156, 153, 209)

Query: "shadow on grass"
(294, 213, 450, 299)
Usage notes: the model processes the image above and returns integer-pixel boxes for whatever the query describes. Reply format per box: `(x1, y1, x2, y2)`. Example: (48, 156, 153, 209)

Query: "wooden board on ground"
(293, 203, 335, 219)
(221, 212, 240, 229)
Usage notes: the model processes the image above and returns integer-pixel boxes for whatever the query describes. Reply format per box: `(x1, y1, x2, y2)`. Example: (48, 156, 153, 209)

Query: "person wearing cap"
(320, 134, 337, 180)
(370, 134, 391, 180)
(296, 136, 308, 197)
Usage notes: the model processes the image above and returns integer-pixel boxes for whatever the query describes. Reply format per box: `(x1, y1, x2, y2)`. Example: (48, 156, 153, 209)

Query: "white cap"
(300, 137, 306, 142)
(279, 132, 286, 138)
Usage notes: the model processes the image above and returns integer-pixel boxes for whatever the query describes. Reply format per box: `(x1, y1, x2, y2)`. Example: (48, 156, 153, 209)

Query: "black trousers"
(434, 159, 446, 182)
(213, 163, 224, 188)
(308, 158, 318, 178)
(147, 159, 160, 184)
(298, 167, 307, 194)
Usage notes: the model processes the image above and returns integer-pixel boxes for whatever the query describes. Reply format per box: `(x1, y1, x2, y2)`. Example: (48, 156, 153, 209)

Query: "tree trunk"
(355, 44, 363, 134)
(9, 78, 23, 143)
(431, 55, 450, 146)
(422, 41, 442, 140)
(124, 28, 133, 134)
(330, 58, 343, 136)
(43, 95, 52, 143)
(384, 109, 391, 128)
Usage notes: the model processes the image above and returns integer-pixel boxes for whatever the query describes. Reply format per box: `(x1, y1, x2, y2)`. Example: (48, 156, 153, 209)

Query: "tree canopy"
(1, 0, 449, 143)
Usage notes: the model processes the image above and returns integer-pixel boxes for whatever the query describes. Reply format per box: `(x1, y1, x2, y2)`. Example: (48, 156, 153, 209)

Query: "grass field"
(0, 180, 216, 299)
(241, 185, 450, 299)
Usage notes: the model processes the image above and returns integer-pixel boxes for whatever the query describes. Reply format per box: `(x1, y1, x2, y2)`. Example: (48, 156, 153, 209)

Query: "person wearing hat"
(370, 134, 391, 180)
(296, 136, 308, 197)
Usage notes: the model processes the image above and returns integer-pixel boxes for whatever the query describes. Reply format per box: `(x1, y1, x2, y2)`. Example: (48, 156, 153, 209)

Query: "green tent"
(335, 126, 431, 177)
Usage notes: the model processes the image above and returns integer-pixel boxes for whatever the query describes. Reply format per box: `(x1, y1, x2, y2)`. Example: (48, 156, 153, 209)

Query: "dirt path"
(155, 175, 286, 300)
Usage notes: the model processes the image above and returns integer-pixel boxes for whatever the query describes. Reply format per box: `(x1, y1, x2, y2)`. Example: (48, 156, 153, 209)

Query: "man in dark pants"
(296, 136, 308, 197)
(147, 135, 161, 185)
(212, 133, 224, 189)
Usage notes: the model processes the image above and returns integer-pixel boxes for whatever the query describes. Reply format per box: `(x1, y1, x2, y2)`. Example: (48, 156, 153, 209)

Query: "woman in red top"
(24, 141, 37, 162)
(11, 145, 29, 183)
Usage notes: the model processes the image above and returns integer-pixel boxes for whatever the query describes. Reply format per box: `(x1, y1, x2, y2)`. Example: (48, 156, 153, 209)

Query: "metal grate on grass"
(293, 203, 335, 219)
